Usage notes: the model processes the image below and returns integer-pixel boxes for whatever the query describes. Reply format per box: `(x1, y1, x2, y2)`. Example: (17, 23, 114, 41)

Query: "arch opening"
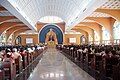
(39, 24, 63, 44)
(38, 16, 64, 23)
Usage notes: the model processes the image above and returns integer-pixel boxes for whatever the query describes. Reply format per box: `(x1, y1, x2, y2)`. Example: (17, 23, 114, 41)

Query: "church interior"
(0, 0, 120, 80)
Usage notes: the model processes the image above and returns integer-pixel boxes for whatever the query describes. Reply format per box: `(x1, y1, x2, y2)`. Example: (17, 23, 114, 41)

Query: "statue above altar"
(45, 29, 58, 47)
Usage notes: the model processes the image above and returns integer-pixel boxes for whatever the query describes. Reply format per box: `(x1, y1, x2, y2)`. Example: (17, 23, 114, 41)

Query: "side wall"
(64, 34, 82, 45)
(19, 34, 38, 45)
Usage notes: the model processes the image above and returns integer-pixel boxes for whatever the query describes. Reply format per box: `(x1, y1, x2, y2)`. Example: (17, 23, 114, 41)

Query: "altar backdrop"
(39, 24, 63, 44)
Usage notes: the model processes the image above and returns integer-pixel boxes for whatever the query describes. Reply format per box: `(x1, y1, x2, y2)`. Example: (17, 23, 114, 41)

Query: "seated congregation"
(0, 45, 47, 80)
(56, 44, 120, 80)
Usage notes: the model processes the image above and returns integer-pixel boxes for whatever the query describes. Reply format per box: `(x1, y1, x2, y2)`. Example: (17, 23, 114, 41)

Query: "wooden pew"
(3, 58, 16, 80)
(0, 61, 5, 80)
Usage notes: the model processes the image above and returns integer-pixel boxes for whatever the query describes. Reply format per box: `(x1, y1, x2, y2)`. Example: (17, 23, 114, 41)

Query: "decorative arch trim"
(39, 24, 63, 44)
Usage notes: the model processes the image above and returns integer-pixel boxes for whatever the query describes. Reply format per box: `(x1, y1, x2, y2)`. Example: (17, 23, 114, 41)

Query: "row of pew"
(0, 45, 47, 80)
(57, 44, 120, 80)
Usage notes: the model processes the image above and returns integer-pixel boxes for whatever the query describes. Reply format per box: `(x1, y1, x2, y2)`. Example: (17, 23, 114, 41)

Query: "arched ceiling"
(0, 0, 108, 31)
(4, 19, 21, 22)
(0, 0, 119, 34)
(0, 4, 32, 36)
(0, 11, 13, 16)
(77, 0, 120, 34)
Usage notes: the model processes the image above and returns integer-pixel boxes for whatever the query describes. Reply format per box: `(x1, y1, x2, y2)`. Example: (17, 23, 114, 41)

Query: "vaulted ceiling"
(0, 0, 108, 31)
(0, 4, 29, 37)
(0, 0, 120, 35)
(80, 0, 120, 23)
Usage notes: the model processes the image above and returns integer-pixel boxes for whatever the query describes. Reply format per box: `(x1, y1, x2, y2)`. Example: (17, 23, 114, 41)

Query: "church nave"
(28, 48, 95, 80)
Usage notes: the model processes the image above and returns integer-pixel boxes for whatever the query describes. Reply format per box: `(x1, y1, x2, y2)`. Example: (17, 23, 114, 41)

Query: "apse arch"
(39, 24, 63, 44)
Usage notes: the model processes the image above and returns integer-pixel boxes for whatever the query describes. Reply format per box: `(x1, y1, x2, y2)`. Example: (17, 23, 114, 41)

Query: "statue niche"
(45, 29, 58, 46)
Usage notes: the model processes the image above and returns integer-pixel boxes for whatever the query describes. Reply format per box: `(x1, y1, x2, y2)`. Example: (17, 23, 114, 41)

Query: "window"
(89, 35, 93, 41)
(69, 38, 76, 43)
(0, 32, 6, 43)
(26, 38, 33, 44)
(102, 27, 110, 40)
(39, 16, 63, 23)
(113, 21, 120, 39)
(94, 31, 100, 41)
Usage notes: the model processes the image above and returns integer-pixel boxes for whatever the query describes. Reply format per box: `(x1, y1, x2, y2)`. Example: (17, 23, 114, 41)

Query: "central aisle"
(28, 48, 95, 80)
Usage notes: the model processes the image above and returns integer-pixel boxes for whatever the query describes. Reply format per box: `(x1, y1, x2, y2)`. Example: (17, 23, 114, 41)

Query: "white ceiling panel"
(100, 0, 120, 9)
(1, 0, 108, 30)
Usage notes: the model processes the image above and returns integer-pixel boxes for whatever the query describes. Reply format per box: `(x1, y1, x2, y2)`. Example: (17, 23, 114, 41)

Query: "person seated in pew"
(3, 49, 15, 64)
(32, 47, 35, 51)
(37, 46, 42, 50)
(103, 49, 115, 77)
(0, 51, 4, 61)
(88, 47, 95, 54)
(111, 50, 119, 66)
(77, 48, 83, 53)
(19, 48, 26, 55)
(102, 49, 109, 58)
(12, 48, 22, 61)
(12, 48, 23, 74)
(19, 47, 27, 67)
(0, 49, 6, 58)
(83, 47, 88, 53)
(27, 47, 34, 53)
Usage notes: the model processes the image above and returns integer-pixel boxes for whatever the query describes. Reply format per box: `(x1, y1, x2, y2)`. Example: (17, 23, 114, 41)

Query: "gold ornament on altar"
(45, 29, 58, 47)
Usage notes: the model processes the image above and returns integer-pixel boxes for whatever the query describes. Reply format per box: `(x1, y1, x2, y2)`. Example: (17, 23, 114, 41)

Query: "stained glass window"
(102, 27, 110, 40)
(0, 31, 7, 46)
(89, 35, 93, 41)
(113, 21, 120, 39)
(94, 31, 100, 41)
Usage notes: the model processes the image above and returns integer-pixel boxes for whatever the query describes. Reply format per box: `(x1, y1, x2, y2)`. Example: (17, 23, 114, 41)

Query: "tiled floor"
(28, 48, 95, 80)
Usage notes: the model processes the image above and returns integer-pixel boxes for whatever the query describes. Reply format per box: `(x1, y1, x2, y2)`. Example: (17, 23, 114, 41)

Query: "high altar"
(45, 29, 58, 47)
